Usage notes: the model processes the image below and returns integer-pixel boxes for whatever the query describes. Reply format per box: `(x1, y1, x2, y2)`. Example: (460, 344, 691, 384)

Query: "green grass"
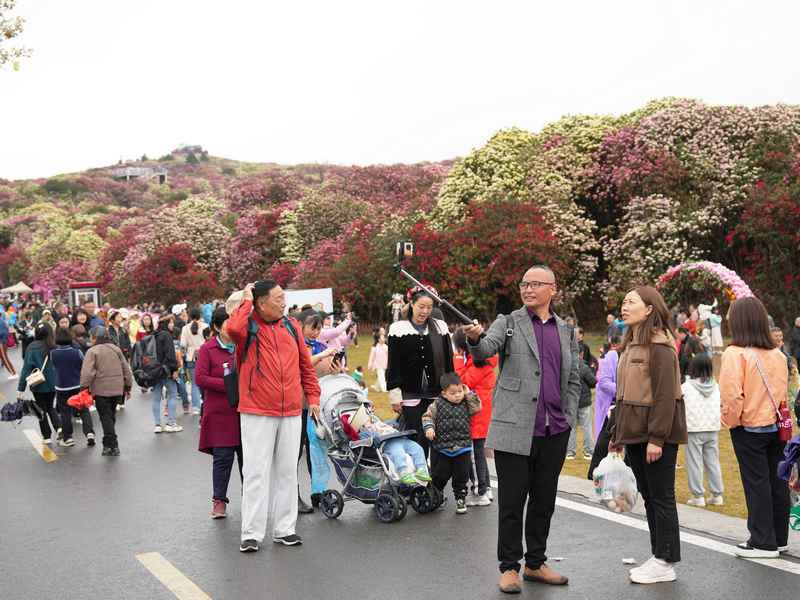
(345, 331, 798, 520)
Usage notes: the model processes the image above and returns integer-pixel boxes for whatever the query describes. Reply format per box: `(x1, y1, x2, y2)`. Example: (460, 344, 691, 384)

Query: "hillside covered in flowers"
(2, 97, 799, 324)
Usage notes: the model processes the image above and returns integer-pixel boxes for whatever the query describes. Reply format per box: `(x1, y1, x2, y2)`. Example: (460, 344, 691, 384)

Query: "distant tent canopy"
(1, 282, 34, 294)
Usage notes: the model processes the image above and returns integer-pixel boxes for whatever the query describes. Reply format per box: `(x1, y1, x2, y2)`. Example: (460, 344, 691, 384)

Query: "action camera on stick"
(396, 241, 414, 264)
(392, 241, 474, 325)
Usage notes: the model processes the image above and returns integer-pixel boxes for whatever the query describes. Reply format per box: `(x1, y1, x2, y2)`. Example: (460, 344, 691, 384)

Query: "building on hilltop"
(111, 166, 168, 184)
(174, 145, 204, 155)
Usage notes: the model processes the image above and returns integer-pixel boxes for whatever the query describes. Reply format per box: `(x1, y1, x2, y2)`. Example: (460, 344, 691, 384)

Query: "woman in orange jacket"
(453, 329, 496, 506)
(720, 296, 790, 559)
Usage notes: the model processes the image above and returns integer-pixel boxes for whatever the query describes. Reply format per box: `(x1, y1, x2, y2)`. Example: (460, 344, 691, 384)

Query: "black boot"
(310, 493, 321, 509)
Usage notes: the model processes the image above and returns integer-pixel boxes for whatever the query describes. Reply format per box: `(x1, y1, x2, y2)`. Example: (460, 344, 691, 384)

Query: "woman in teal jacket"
(17, 323, 60, 443)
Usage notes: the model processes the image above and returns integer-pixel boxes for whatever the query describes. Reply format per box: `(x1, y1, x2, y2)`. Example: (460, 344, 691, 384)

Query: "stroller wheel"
(320, 490, 344, 519)
(394, 495, 407, 522)
(410, 486, 434, 514)
(375, 494, 400, 523)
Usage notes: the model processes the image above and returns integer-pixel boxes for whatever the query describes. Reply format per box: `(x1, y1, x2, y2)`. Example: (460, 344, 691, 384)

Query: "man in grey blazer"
(464, 265, 580, 594)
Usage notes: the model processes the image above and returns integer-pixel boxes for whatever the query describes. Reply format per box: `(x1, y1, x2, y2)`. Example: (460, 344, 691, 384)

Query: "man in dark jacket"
(150, 313, 181, 434)
(567, 348, 596, 460)
(576, 327, 597, 371)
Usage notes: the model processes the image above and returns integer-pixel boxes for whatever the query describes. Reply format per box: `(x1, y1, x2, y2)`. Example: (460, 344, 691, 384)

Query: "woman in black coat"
(386, 289, 454, 457)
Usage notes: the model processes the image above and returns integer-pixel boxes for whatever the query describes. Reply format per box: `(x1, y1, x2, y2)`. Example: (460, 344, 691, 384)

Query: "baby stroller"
(315, 374, 443, 523)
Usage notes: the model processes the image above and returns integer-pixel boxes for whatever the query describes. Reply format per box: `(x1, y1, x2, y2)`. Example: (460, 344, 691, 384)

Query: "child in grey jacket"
(423, 372, 482, 514)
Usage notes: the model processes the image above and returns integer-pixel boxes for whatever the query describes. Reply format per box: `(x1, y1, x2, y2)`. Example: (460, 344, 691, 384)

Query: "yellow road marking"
(23, 429, 58, 463)
(136, 552, 213, 600)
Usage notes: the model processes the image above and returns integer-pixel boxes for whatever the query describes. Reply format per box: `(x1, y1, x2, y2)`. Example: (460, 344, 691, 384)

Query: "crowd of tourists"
(2, 268, 799, 594)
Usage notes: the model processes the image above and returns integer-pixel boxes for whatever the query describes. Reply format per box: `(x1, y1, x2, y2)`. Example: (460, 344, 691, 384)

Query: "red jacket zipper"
(270, 324, 285, 416)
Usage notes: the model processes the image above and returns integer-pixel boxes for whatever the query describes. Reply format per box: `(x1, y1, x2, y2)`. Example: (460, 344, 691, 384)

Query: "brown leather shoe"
(498, 570, 522, 594)
(523, 563, 569, 585)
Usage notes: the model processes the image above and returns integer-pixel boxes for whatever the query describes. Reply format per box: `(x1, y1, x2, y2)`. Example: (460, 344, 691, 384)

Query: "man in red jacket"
(230, 280, 321, 553)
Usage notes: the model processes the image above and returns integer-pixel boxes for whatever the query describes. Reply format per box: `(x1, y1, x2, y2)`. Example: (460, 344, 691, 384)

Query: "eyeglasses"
(518, 280, 554, 291)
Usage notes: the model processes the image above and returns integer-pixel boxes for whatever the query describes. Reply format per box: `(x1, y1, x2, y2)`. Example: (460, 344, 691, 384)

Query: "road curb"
(486, 457, 800, 558)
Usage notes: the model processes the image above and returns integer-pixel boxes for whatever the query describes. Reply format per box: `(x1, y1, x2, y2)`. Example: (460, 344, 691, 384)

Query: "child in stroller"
(315, 373, 442, 523)
(341, 404, 432, 486)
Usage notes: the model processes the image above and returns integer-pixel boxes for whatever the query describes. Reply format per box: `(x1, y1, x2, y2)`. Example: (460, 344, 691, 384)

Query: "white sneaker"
(686, 496, 706, 507)
(57, 438, 75, 447)
(153, 425, 163, 434)
(191, 408, 201, 415)
(565, 453, 576, 460)
(708, 495, 724, 506)
(474, 493, 491, 506)
(778, 545, 789, 553)
(629, 557, 676, 584)
(7, 373, 18, 380)
(734, 543, 779, 559)
(164, 424, 183, 433)
(42, 438, 52, 445)
(465, 492, 481, 507)
(486, 488, 494, 502)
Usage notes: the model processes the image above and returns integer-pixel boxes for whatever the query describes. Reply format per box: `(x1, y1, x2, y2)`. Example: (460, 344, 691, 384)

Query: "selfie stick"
(393, 263, 475, 325)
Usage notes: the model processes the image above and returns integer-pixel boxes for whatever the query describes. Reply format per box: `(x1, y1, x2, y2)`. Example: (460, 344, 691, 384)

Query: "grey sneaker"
(273, 534, 302, 546)
(239, 539, 259, 553)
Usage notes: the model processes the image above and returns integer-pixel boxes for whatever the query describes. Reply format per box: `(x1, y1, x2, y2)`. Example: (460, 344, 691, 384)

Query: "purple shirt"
(530, 309, 569, 438)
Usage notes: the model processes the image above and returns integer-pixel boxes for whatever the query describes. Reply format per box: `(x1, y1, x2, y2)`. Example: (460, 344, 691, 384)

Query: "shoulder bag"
(750, 350, 793, 443)
(26, 355, 49, 389)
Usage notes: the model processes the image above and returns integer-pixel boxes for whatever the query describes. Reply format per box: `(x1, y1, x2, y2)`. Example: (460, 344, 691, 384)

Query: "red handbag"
(750, 351, 793, 443)
(7, 332, 16, 348)
(67, 389, 94, 410)
(775, 402, 793, 443)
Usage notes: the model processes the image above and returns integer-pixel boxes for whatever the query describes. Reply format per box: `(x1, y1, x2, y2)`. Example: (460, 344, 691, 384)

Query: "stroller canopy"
(319, 374, 369, 432)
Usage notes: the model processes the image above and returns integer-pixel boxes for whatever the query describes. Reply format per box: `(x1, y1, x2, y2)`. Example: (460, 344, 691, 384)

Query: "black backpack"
(225, 316, 299, 409)
(131, 333, 166, 387)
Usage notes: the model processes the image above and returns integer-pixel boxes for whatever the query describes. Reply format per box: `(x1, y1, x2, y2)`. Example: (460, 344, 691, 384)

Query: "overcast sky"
(3, 0, 800, 180)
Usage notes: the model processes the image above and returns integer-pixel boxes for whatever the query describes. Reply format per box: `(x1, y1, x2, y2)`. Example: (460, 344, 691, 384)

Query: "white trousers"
(240, 413, 302, 542)
(375, 368, 387, 392)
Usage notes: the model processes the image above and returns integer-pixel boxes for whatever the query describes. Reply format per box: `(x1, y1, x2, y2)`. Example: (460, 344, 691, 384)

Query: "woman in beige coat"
(80, 326, 133, 456)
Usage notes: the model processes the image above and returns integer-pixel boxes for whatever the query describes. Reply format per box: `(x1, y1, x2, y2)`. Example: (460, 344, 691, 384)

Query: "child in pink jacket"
(368, 333, 388, 392)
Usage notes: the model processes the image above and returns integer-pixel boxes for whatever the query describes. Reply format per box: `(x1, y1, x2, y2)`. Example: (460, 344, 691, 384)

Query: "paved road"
(1, 349, 798, 599)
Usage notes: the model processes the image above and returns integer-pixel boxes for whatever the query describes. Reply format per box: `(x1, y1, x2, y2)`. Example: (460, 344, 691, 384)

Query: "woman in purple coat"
(594, 336, 620, 443)
(196, 307, 242, 519)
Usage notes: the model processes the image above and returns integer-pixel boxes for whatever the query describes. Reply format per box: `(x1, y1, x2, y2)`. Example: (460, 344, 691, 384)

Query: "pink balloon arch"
(657, 261, 754, 303)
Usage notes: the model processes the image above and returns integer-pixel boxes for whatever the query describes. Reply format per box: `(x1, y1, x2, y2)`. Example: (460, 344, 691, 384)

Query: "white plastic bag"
(592, 452, 639, 513)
